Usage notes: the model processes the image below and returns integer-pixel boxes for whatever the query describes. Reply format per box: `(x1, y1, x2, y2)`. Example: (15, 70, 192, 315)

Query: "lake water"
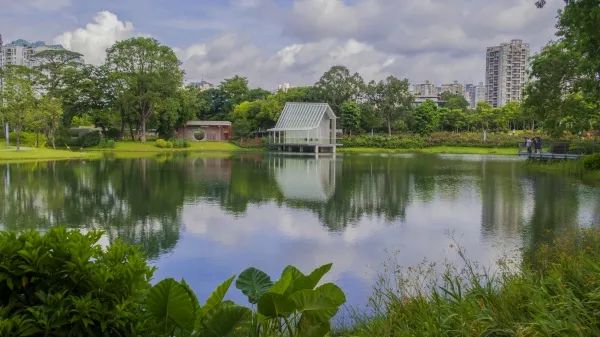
(1, 153, 599, 315)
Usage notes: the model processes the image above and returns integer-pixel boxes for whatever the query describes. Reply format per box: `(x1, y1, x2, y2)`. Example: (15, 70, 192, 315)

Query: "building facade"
(485, 39, 530, 107)
(475, 82, 487, 107)
(412, 80, 439, 97)
(440, 81, 464, 96)
(0, 39, 80, 68)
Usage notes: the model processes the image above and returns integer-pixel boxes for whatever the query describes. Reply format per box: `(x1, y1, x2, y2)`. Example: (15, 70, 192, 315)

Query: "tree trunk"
(140, 117, 147, 142)
(51, 133, 56, 149)
(128, 120, 135, 141)
(387, 119, 392, 136)
(36, 132, 39, 148)
(16, 127, 20, 151)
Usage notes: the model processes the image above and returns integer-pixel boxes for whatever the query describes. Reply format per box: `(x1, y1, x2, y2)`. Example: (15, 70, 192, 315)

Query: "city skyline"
(0, 1, 564, 89)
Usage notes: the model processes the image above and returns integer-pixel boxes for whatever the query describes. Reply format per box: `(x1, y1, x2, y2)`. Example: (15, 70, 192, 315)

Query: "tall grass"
(344, 229, 600, 336)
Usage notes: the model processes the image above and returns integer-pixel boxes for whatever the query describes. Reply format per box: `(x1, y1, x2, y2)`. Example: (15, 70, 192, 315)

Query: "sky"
(0, 0, 564, 89)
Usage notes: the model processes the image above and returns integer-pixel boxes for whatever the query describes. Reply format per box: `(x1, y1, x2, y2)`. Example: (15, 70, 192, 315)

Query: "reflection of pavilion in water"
(271, 156, 338, 202)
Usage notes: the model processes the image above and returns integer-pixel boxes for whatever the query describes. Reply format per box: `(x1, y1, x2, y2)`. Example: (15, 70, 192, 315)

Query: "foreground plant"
(0, 228, 154, 336)
(145, 264, 346, 337)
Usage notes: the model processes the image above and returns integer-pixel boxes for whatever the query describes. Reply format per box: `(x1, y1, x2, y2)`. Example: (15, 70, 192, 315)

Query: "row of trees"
(3, 0, 597, 148)
(523, 0, 600, 137)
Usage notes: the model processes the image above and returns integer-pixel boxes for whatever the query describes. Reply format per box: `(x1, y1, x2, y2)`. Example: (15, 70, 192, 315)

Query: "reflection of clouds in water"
(155, 188, 522, 308)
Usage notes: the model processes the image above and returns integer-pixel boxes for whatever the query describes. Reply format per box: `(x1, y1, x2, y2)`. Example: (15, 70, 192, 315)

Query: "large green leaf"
(146, 278, 196, 334)
(269, 270, 293, 295)
(290, 283, 346, 322)
(199, 303, 252, 337)
(291, 263, 333, 293)
(235, 267, 273, 304)
(200, 276, 235, 317)
(257, 292, 296, 318)
(298, 319, 330, 337)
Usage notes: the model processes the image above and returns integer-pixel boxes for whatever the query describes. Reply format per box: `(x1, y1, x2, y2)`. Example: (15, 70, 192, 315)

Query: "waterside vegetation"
(342, 228, 600, 336)
(0, 228, 345, 337)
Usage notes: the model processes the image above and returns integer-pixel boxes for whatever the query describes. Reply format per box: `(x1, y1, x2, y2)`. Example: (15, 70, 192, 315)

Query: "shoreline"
(0, 143, 531, 162)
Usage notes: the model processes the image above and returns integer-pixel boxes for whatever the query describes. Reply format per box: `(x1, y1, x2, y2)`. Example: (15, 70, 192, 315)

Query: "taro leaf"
(257, 292, 296, 318)
(298, 319, 331, 337)
(200, 302, 252, 337)
(235, 267, 273, 304)
(200, 276, 235, 317)
(146, 278, 196, 334)
(269, 270, 293, 295)
(292, 263, 333, 292)
(290, 283, 346, 322)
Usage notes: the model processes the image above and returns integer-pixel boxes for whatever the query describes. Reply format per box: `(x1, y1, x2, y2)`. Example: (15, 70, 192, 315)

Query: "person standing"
(535, 137, 542, 154)
(525, 137, 533, 155)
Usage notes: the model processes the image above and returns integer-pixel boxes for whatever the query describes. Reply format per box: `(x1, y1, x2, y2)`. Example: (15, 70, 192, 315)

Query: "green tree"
(411, 99, 437, 135)
(315, 65, 364, 114)
(38, 96, 64, 148)
(0, 66, 37, 150)
(220, 75, 250, 106)
(340, 101, 361, 135)
(441, 92, 470, 111)
(106, 37, 183, 142)
(367, 76, 413, 135)
(30, 49, 84, 97)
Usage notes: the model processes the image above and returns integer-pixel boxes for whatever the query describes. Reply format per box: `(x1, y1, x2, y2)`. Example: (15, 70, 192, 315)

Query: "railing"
(269, 137, 334, 145)
(517, 141, 599, 155)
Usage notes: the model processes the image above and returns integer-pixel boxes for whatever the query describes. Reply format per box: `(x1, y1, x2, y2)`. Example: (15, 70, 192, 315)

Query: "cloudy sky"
(0, 0, 564, 89)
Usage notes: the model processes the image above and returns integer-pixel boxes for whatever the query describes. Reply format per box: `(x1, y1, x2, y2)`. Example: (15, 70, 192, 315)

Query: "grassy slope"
(340, 146, 517, 155)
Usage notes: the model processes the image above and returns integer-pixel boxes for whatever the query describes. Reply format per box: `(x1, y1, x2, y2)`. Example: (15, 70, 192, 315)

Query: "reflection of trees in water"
(0, 154, 595, 257)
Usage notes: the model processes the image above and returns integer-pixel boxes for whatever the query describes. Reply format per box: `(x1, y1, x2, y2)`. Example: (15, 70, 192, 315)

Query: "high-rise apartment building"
(464, 83, 476, 108)
(485, 39, 529, 107)
(475, 82, 487, 107)
(0, 39, 81, 69)
(440, 81, 464, 96)
(412, 80, 439, 97)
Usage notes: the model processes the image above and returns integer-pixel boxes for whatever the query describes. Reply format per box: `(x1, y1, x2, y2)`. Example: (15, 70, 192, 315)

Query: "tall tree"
(30, 49, 84, 97)
(106, 37, 183, 142)
(315, 66, 364, 114)
(411, 100, 437, 135)
(366, 76, 413, 136)
(0, 66, 37, 150)
(38, 96, 64, 148)
(340, 101, 361, 135)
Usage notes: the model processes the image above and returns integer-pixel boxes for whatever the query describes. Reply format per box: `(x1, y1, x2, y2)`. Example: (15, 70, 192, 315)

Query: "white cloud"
(54, 11, 135, 65)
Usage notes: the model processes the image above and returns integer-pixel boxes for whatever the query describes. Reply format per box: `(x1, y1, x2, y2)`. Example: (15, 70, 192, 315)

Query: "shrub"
(54, 128, 101, 148)
(583, 153, 600, 170)
(9, 131, 46, 148)
(154, 139, 173, 148)
(103, 127, 121, 140)
(172, 139, 190, 148)
(98, 139, 116, 149)
(0, 228, 154, 337)
(78, 130, 102, 147)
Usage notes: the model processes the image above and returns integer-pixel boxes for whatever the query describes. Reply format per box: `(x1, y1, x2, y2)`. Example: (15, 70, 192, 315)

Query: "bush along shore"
(0, 228, 345, 337)
(340, 228, 600, 336)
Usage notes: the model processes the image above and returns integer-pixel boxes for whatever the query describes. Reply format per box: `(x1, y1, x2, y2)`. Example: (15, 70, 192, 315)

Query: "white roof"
(268, 102, 336, 131)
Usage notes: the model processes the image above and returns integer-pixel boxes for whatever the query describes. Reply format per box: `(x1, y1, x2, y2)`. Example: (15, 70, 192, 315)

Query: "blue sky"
(0, 0, 564, 89)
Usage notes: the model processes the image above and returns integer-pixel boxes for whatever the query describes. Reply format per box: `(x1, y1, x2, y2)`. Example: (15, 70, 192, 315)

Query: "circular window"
(193, 130, 205, 141)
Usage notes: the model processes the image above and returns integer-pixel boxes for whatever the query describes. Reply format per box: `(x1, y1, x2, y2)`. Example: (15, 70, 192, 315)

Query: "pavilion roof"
(268, 102, 336, 131)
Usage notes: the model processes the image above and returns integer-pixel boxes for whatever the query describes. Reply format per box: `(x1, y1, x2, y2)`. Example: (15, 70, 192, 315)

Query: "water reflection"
(0, 153, 599, 310)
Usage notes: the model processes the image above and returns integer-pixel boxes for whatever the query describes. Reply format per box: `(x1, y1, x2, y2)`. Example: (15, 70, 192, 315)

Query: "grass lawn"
(340, 146, 517, 155)
(90, 141, 245, 153)
(0, 146, 99, 162)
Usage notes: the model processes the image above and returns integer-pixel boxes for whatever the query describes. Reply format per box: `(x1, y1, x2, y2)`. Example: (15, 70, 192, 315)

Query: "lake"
(1, 153, 599, 316)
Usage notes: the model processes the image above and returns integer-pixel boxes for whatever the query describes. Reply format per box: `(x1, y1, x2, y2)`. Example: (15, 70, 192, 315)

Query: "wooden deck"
(518, 152, 582, 160)
(268, 143, 336, 154)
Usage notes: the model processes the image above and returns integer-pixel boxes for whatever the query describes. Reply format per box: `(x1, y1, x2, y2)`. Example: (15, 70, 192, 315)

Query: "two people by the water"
(525, 137, 542, 154)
